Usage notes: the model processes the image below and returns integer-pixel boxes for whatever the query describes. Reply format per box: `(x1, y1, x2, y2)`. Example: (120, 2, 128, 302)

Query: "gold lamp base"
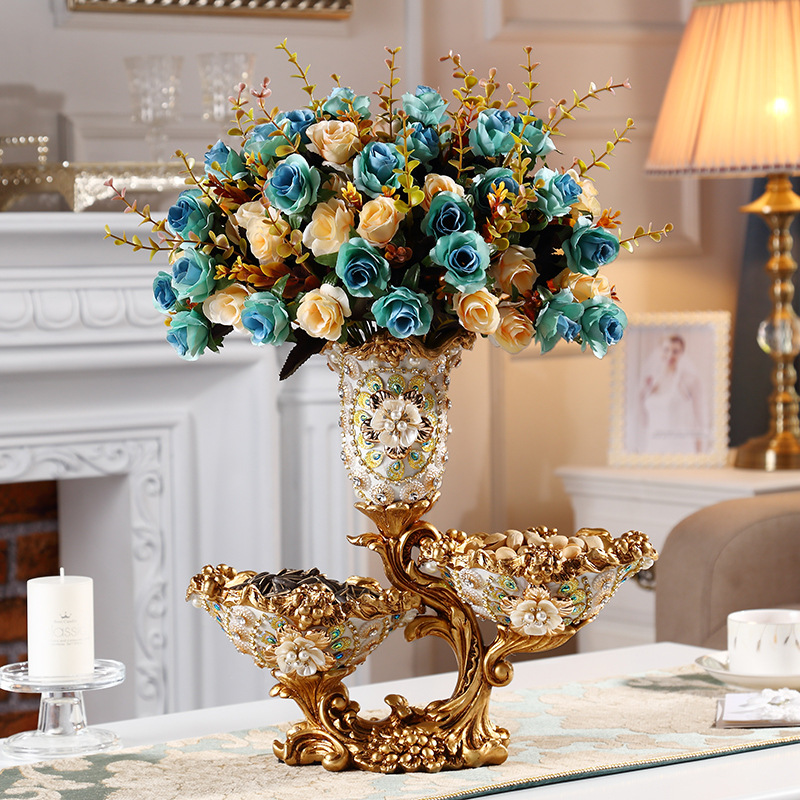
(734, 432, 800, 471)
(734, 175, 800, 471)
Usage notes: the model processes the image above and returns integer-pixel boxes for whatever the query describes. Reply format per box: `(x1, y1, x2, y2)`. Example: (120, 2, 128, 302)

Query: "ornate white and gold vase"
(327, 330, 473, 509)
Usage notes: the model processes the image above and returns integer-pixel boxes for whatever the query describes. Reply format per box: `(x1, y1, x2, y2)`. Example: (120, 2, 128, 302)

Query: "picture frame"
(66, 0, 352, 19)
(608, 311, 731, 467)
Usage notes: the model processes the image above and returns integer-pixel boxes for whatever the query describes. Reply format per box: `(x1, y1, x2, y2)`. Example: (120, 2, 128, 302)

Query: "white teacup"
(727, 608, 800, 676)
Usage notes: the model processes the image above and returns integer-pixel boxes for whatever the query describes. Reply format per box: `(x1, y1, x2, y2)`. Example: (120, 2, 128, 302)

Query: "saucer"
(696, 653, 800, 690)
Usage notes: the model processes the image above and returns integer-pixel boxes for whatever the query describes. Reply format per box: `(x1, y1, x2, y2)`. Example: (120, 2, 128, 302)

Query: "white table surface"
(2, 642, 799, 799)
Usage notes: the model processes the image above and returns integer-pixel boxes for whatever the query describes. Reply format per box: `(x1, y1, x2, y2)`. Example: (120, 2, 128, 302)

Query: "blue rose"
(555, 173, 581, 204)
(322, 87, 371, 119)
(240, 292, 291, 346)
(171, 250, 216, 302)
(276, 108, 317, 143)
(580, 296, 627, 357)
(153, 271, 178, 313)
(204, 140, 247, 181)
(513, 116, 555, 157)
(244, 112, 318, 162)
(166, 309, 210, 361)
(430, 230, 490, 292)
(469, 109, 517, 158)
(335, 238, 390, 298)
(564, 216, 621, 276)
(422, 191, 475, 238)
(533, 167, 581, 220)
(243, 122, 289, 162)
(165, 189, 214, 242)
(535, 289, 585, 354)
(353, 141, 404, 198)
(471, 167, 519, 212)
(399, 122, 439, 164)
(264, 153, 321, 215)
(372, 287, 433, 339)
(402, 85, 448, 127)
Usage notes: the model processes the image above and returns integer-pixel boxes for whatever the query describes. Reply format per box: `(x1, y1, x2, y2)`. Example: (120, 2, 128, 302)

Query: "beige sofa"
(655, 491, 800, 650)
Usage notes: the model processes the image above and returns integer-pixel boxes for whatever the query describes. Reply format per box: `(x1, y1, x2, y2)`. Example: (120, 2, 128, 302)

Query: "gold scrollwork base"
(190, 493, 654, 773)
(253, 499, 617, 773)
(270, 667, 510, 773)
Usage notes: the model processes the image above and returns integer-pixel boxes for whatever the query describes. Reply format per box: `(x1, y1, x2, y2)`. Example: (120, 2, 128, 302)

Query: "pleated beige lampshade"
(646, 0, 800, 177)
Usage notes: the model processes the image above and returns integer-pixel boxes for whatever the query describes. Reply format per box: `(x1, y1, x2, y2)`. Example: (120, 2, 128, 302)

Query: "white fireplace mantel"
(0, 212, 365, 723)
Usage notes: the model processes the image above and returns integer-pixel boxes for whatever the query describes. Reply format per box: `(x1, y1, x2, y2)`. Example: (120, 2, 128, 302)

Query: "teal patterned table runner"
(2, 665, 800, 800)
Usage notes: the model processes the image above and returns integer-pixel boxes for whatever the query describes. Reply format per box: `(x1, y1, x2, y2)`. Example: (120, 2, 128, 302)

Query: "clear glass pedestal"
(0, 659, 125, 760)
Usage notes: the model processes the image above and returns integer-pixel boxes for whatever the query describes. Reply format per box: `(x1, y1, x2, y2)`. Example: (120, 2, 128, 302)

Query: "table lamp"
(646, 0, 800, 470)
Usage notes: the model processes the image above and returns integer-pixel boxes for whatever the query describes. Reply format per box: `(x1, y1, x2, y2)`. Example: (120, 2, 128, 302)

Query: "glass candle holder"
(125, 55, 183, 162)
(198, 53, 255, 125)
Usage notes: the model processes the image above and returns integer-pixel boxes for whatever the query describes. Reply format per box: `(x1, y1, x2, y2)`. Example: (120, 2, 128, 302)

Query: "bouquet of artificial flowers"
(107, 43, 669, 378)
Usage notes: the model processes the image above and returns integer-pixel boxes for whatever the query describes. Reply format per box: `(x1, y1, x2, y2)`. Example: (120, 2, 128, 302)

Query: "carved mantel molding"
(0, 430, 174, 717)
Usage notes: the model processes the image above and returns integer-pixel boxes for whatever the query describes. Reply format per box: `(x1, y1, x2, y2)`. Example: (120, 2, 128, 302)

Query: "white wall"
(1, 0, 752, 693)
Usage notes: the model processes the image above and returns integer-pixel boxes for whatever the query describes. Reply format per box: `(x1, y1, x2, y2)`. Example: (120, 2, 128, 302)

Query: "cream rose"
(306, 120, 360, 164)
(571, 171, 601, 217)
(555, 268, 613, 302)
(371, 116, 402, 139)
(302, 198, 354, 257)
(356, 196, 403, 247)
(245, 214, 285, 264)
(454, 289, 500, 335)
(202, 284, 252, 332)
(492, 308, 534, 354)
(492, 245, 539, 295)
(234, 200, 268, 230)
(323, 172, 347, 195)
(422, 173, 465, 210)
(296, 284, 351, 341)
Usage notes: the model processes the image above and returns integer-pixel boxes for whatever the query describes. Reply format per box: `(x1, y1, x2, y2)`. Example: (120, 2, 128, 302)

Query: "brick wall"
(0, 481, 59, 738)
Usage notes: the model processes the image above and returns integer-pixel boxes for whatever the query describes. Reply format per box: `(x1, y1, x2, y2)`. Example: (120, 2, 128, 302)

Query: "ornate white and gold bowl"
(420, 526, 655, 642)
(187, 566, 421, 676)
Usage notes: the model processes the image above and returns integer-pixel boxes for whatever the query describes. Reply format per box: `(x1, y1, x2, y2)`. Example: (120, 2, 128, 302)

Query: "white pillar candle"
(27, 569, 95, 680)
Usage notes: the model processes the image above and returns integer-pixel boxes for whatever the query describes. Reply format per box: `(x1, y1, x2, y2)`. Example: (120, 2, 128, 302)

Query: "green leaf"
(314, 252, 338, 268)
(278, 332, 327, 381)
(401, 263, 420, 290)
(271, 274, 291, 298)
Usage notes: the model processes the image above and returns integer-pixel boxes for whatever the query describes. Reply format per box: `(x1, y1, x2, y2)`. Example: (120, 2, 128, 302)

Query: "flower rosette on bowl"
(187, 565, 421, 676)
(419, 526, 656, 653)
